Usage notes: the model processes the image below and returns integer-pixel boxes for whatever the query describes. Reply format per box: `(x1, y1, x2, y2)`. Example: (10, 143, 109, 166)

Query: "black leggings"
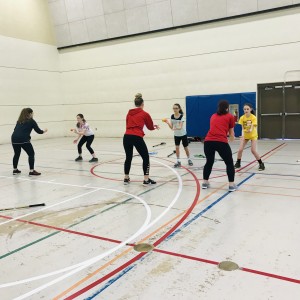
(12, 143, 35, 170)
(203, 141, 235, 182)
(123, 134, 149, 176)
(78, 135, 95, 155)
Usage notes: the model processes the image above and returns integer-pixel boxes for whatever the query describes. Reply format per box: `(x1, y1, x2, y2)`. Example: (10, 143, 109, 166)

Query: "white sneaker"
(229, 184, 238, 192)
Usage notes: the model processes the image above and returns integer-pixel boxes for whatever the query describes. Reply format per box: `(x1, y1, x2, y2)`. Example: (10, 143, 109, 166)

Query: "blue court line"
(85, 266, 135, 300)
(86, 173, 256, 298)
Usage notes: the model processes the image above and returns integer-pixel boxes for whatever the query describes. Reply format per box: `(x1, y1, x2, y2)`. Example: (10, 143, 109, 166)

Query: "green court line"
(0, 173, 187, 260)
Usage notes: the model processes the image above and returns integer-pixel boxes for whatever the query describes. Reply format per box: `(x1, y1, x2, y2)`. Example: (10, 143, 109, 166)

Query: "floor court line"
(54, 143, 285, 298)
(66, 143, 288, 298)
(0, 167, 188, 261)
(10, 159, 184, 299)
(64, 174, 254, 299)
(53, 163, 205, 299)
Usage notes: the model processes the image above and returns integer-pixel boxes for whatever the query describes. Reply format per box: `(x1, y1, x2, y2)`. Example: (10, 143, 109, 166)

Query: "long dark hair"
(217, 100, 229, 115)
(17, 108, 33, 123)
(134, 93, 144, 107)
(244, 103, 255, 115)
(76, 113, 86, 128)
(173, 103, 184, 115)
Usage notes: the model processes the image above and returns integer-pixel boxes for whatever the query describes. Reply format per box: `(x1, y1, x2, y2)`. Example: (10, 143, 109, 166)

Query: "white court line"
(0, 188, 100, 226)
(4, 158, 183, 299)
(0, 189, 152, 289)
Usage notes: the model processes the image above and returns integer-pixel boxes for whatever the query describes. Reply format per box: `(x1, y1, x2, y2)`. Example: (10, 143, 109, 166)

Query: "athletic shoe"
(13, 169, 21, 175)
(89, 157, 98, 162)
(174, 162, 181, 168)
(229, 184, 238, 192)
(143, 178, 156, 186)
(258, 163, 265, 171)
(234, 162, 241, 169)
(188, 159, 193, 166)
(75, 156, 83, 162)
(124, 177, 130, 185)
(202, 182, 210, 189)
(29, 170, 41, 176)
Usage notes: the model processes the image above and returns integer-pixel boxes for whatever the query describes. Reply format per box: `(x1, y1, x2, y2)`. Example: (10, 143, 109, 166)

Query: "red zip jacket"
(125, 108, 155, 137)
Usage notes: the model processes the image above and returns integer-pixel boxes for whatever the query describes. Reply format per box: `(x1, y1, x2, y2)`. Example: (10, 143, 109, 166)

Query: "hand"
(229, 135, 235, 142)
(43, 128, 48, 133)
(73, 139, 78, 144)
(154, 125, 160, 130)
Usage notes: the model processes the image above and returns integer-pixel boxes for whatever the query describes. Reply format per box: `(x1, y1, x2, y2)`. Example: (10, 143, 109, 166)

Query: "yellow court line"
(53, 183, 227, 299)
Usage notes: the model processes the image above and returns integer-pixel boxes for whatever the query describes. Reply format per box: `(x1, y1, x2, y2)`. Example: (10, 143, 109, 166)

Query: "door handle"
(284, 112, 300, 116)
(260, 113, 283, 116)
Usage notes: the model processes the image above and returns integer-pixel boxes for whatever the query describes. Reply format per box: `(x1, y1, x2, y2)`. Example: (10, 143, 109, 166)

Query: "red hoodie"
(125, 108, 155, 137)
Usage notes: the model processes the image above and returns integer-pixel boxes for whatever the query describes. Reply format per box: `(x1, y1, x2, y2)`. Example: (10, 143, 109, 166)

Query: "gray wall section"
(48, 0, 299, 47)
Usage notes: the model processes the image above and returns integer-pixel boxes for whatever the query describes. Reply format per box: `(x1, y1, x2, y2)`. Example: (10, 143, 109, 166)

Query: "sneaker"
(75, 156, 83, 162)
(143, 178, 156, 186)
(174, 162, 181, 168)
(13, 169, 21, 175)
(188, 159, 193, 166)
(29, 170, 41, 176)
(234, 162, 241, 169)
(229, 184, 238, 192)
(202, 182, 210, 189)
(124, 177, 130, 185)
(258, 163, 265, 171)
(89, 157, 98, 162)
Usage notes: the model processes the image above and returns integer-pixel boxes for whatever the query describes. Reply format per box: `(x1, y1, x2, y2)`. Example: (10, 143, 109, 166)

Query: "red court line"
(0, 215, 121, 245)
(65, 164, 201, 299)
(2, 212, 298, 286)
(155, 249, 300, 284)
(240, 267, 300, 284)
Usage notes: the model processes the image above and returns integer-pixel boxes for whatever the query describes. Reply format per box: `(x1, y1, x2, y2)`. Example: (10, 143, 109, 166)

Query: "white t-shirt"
(76, 122, 94, 136)
(171, 114, 187, 137)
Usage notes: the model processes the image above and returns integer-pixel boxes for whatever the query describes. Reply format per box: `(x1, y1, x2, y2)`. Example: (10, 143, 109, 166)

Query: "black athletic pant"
(123, 134, 149, 176)
(78, 135, 95, 155)
(203, 141, 235, 182)
(12, 143, 35, 170)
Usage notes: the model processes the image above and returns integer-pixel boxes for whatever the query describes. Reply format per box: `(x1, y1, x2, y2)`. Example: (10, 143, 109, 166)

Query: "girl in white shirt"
(72, 114, 98, 162)
(164, 103, 193, 167)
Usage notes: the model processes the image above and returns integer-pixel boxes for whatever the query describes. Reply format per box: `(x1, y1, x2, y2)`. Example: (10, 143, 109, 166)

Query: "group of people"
(11, 95, 264, 191)
(11, 109, 98, 176)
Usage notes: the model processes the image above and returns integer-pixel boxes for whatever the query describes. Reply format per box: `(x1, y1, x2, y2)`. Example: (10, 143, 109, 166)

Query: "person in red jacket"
(123, 93, 160, 185)
(202, 100, 237, 192)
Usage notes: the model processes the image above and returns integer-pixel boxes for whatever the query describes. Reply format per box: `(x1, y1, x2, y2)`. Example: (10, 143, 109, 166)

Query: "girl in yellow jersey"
(234, 103, 265, 171)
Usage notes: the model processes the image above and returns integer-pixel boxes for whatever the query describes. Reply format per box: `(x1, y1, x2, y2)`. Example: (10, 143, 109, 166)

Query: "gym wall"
(0, 0, 62, 144)
(59, 7, 300, 138)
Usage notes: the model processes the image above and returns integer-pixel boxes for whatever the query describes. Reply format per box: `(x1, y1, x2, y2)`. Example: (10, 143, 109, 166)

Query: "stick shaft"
(0, 203, 45, 211)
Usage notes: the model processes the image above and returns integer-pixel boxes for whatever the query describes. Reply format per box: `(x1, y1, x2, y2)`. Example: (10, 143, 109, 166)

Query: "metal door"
(258, 81, 300, 139)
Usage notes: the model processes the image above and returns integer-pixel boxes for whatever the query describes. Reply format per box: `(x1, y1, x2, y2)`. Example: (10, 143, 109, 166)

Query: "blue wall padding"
(186, 92, 256, 137)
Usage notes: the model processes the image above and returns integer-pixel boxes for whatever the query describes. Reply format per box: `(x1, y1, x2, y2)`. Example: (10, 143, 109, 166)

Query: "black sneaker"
(174, 162, 181, 168)
(89, 157, 98, 162)
(75, 156, 83, 162)
(234, 161, 241, 169)
(143, 178, 156, 186)
(29, 170, 41, 176)
(258, 163, 265, 171)
(124, 177, 130, 185)
(13, 169, 21, 175)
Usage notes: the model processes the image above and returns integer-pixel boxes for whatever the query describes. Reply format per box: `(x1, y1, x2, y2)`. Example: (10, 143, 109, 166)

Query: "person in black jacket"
(11, 108, 48, 176)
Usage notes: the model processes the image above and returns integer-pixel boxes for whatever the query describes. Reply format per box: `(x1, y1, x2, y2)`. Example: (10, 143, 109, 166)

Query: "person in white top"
(72, 114, 98, 162)
(163, 103, 193, 168)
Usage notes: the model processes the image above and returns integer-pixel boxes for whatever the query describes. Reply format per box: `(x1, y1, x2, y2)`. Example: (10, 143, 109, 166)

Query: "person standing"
(202, 100, 237, 192)
(72, 114, 98, 162)
(123, 93, 159, 185)
(163, 103, 193, 167)
(11, 108, 48, 176)
(234, 103, 265, 171)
